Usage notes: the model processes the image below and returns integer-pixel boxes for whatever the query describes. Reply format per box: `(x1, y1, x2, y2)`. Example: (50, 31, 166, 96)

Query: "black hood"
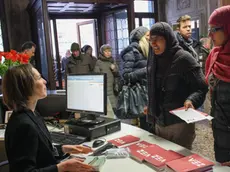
(150, 22, 181, 58)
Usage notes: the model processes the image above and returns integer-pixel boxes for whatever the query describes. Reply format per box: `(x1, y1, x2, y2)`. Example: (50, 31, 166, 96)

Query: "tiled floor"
(192, 121, 215, 161)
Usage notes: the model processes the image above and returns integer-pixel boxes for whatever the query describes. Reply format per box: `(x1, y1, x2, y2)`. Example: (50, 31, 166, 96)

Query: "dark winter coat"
(210, 79, 230, 162)
(147, 22, 208, 126)
(65, 53, 94, 74)
(175, 32, 209, 62)
(120, 42, 147, 86)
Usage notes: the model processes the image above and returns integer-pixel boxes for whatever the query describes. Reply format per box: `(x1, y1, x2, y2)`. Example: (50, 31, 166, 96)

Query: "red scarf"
(205, 39, 230, 83)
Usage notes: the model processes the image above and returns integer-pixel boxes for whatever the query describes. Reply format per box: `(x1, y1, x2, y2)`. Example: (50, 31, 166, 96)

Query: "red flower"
(19, 54, 30, 64)
(0, 52, 3, 62)
(0, 50, 31, 76)
(4, 52, 13, 60)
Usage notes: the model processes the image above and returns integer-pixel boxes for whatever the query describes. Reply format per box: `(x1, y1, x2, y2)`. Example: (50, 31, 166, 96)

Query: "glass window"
(105, 15, 116, 58)
(0, 21, 4, 51)
(115, 10, 129, 54)
(78, 22, 97, 57)
(56, 19, 80, 58)
(134, 0, 154, 13)
(50, 20, 56, 58)
(135, 18, 140, 28)
(191, 20, 199, 29)
(191, 20, 195, 29)
(196, 20, 199, 28)
(142, 18, 155, 29)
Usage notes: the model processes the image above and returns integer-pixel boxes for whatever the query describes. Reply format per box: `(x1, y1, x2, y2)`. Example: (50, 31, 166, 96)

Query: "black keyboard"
(50, 132, 86, 145)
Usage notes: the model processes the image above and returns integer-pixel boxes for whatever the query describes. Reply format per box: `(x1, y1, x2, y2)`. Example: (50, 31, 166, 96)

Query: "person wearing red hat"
(205, 5, 230, 163)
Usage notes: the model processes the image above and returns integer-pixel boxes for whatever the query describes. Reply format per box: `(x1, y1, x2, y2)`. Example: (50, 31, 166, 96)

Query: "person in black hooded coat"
(147, 22, 208, 149)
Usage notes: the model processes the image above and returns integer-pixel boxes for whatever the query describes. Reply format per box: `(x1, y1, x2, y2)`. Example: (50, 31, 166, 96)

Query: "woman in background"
(120, 26, 150, 131)
(94, 44, 119, 112)
(205, 5, 230, 163)
(3, 64, 94, 172)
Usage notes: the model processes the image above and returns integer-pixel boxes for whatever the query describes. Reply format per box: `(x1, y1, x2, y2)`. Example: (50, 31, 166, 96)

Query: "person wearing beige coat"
(94, 44, 119, 110)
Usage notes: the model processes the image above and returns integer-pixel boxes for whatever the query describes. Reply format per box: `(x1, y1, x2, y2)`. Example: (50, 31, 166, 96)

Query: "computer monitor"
(36, 92, 68, 119)
(66, 73, 107, 124)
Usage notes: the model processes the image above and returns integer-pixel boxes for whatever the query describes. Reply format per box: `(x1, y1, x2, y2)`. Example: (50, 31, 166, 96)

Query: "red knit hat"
(208, 5, 230, 36)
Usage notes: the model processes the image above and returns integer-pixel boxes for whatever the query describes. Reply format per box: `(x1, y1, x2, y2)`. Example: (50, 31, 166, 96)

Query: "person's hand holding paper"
(170, 107, 213, 123)
(184, 100, 194, 110)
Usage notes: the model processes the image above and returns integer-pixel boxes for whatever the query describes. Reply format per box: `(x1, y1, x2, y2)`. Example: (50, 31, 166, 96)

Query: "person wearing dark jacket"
(61, 49, 71, 77)
(65, 42, 94, 74)
(21, 41, 36, 67)
(3, 64, 94, 172)
(175, 15, 209, 62)
(120, 26, 150, 131)
(147, 22, 208, 149)
(81, 45, 97, 69)
(94, 44, 119, 110)
(205, 6, 230, 164)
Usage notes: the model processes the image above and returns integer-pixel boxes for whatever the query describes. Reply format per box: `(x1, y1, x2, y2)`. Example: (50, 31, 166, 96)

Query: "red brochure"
(166, 154, 214, 172)
(108, 135, 140, 147)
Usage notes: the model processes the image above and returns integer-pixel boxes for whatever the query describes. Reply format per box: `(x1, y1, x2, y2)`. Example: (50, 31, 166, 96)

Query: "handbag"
(116, 82, 148, 119)
(113, 77, 123, 96)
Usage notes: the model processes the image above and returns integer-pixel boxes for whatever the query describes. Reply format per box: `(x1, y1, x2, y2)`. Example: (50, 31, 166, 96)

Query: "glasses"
(149, 36, 164, 44)
(208, 27, 223, 33)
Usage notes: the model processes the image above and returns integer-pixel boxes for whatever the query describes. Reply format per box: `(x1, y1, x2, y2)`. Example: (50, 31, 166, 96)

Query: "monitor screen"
(36, 93, 68, 118)
(66, 74, 107, 115)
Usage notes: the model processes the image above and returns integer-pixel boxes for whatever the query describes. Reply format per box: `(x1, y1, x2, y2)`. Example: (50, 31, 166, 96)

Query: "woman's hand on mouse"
(57, 158, 95, 172)
(62, 145, 93, 154)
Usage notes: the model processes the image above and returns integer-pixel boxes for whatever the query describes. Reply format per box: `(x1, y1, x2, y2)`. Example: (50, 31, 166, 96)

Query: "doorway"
(77, 20, 97, 57)
(28, 0, 157, 90)
(50, 18, 98, 88)
(51, 19, 97, 58)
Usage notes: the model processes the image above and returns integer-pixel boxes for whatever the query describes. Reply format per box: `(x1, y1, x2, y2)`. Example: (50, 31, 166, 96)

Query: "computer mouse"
(92, 139, 105, 148)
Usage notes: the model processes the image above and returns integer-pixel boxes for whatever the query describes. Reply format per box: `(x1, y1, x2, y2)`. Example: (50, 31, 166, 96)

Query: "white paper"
(0, 129, 5, 138)
(170, 108, 213, 124)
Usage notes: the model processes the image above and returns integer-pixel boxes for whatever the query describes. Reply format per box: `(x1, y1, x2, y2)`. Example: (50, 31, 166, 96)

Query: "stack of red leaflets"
(126, 142, 184, 171)
(108, 135, 140, 147)
(144, 146, 185, 171)
(126, 141, 153, 162)
(165, 154, 214, 172)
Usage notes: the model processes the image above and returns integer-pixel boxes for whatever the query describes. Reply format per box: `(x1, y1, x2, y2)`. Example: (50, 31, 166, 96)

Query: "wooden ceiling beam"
(47, 0, 131, 4)
(83, 3, 96, 12)
(60, 2, 73, 12)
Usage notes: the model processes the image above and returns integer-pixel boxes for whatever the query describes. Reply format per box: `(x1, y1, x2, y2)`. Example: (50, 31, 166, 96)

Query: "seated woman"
(2, 64, 94, 172)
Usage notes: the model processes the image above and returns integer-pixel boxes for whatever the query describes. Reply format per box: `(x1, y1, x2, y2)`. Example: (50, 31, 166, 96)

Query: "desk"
(1, 124, 230, 172)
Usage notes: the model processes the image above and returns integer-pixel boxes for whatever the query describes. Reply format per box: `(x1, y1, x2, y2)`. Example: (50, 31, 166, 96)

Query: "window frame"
(0, 2, 9, 51)
(134, 0, 158, 28)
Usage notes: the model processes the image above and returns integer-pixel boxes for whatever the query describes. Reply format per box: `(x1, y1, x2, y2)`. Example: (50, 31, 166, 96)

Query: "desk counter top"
(1, 123, 230, 171)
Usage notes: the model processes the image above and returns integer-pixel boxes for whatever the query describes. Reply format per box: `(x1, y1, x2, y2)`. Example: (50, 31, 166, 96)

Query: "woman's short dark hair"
(2, 64, 35, 111)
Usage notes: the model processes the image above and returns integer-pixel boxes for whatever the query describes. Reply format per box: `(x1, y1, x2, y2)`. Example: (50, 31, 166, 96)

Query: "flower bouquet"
(0, 50, 30, 76)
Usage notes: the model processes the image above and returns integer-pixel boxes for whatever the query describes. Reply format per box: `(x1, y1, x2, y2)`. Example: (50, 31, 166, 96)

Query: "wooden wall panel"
(219, 0, 230, 6)
(3, 0, 31, 51)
